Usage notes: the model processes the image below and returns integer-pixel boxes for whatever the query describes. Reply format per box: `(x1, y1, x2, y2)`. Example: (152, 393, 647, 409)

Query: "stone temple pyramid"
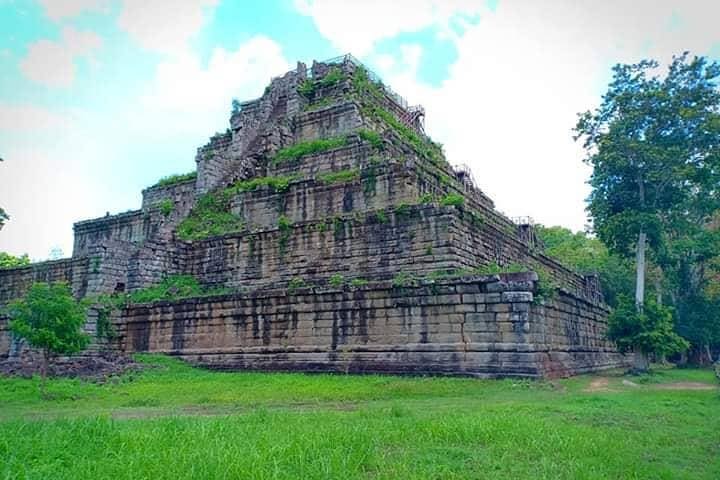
(0, 55, 626, 377)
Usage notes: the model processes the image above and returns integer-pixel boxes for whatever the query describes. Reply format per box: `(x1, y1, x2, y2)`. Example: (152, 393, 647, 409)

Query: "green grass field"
(1, 355, 718, 479)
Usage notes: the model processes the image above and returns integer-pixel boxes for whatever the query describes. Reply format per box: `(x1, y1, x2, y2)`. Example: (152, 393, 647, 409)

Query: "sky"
(0, 0, 718, 260)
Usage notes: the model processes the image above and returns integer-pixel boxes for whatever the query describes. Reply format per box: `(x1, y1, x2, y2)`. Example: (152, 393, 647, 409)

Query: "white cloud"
(20, 27, 102, 88)
(293, 0, 486, 56)
(303, 0, 720, 231)
(144, 36, 288, 112)
(118, 0, 218, 55)
(0, 104, 69, 131)
(37, 0, 110, 21)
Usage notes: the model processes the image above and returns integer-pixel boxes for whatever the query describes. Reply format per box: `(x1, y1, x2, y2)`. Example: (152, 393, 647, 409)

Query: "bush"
(350, 278, 368, 287)
(608, 296, 690, 358)
(357, 129, 383, 149)
(329, 274, 344, 288)
(155, 172, 197, 188)
(0, 252, 30, 269)
(158, 199, 174, 217)
(440, 193, 464, 207)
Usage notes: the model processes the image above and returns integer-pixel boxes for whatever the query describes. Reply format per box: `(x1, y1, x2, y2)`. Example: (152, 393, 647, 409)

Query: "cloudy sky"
(0, 0, 718, 260)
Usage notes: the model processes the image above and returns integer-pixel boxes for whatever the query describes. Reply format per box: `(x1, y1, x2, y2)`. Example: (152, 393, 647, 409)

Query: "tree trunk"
(633, 230, 650, 372)
(40, 349, 49, 399)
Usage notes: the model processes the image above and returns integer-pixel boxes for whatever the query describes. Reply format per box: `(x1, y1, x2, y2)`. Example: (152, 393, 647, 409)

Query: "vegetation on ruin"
(0, 251, 30, 269)
(234, 174, 299, 194)
(1, 355, 717, 479)
(356, 128, 383, 149)
(440, 192, 465, 207)
(329, 273, 344, 287)
(176, 188, 243, 241)
(317, 168, 359, 185)
(351, 66, 445, 167)
(154, 171, 197, 188)
(298, 66, 345, 99)
(272, 136, 348, 167)
(157, 199, 173, 217)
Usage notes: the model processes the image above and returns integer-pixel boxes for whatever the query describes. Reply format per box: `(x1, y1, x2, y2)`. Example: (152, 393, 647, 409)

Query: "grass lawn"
(0, 355, 718, 479)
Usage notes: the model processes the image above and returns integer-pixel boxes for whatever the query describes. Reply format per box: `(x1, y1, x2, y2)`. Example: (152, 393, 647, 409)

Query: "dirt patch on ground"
(653, 382, 717, 391)
(584, 377, 612, 392)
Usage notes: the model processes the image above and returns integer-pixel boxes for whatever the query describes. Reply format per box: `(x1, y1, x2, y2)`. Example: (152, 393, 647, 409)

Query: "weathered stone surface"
(0, 55, 628, 377)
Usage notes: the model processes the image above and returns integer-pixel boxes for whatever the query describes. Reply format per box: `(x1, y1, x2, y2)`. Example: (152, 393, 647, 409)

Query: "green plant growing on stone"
(6, 282, 90, 398)
(272, 137, 348, 167)
(319, 67, 344, 88)
(177, 189, 244, 241)
(373, 210, 388, 224)
(234, 174, 299, 194)
(297, 80, 315, 98)
(0, 252, 30, 269)
(440, 193, 464, 208)
(350, 278, 368, 287)
(158, 199, 174, 217)
(425, 245, 433, 256)
(287, 277, 307, 294)
(122, 275, 228, 305)
(155, 172, 197, 188)
(357, 129, 383, 149)
(419, 193, 435, 204)
(392, 272, 418, 288)
(329, 273, 344, 288)
(318, 169, 359, 185)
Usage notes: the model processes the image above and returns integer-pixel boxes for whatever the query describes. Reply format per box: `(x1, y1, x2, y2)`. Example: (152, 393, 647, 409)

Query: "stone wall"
(111, 273, 625, 378)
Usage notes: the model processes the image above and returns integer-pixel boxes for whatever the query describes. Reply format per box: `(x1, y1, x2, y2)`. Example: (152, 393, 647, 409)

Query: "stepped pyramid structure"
(0, 55, 627, 377)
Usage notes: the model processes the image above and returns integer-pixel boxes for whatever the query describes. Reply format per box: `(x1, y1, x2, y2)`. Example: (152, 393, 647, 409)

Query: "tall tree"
(575, 53, 720, 370)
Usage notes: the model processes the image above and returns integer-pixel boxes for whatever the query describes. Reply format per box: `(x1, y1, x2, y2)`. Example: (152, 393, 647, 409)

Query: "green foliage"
(394, 203, 413, 220)
(287, 277, 307, 294)
(155, 172, 197, 188)
(350, 278, 368, 287)
(329, 273, 344, 288)
(392, 272, 418, 288)
(297, 79, 315, 98)
(319, 67, 344, 87)
(351, 66, 445, 166)
(425, 245, 433, 256)
(304, 96, 334, 112)
(536, 225, 634, 307)
(317, 169, 359, 185)
(0, 252, 30, 269)
(176, 189, 243, 241)
(6, 282, 90, 357)
(158, 199, 174, 217)
(608, 296, 690, 357)
(234, 174, 299, 193)
(372, 210, 388, 224)
(356, 129, 383, 149)
(272, 137, 348, 167)
(419, 193, 435, 204)
(440, 193, 464, 207)
(123, 275, 228, 305)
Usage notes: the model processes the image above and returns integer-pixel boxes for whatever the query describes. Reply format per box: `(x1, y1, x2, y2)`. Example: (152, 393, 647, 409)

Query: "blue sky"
(1, 0, 718, 259)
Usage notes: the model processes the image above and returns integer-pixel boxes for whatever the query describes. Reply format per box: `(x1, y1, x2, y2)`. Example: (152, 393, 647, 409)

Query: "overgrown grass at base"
(0, 355, 718, 479)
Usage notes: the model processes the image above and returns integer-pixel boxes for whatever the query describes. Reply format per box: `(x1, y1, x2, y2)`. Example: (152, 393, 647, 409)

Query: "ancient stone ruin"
(0, 55, 627, 377)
